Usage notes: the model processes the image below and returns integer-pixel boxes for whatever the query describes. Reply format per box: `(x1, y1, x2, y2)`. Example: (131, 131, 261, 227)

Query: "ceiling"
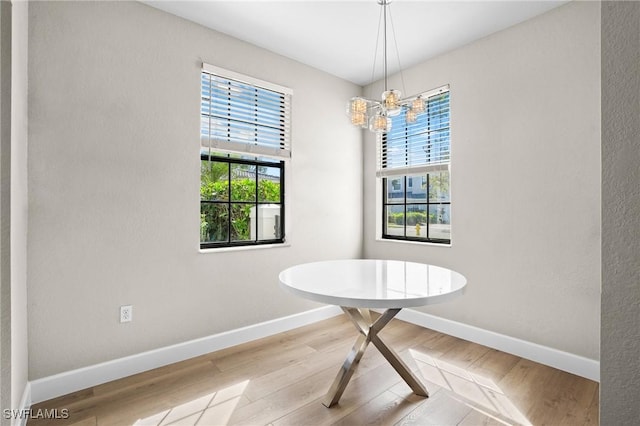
(143, 0, 568, 86)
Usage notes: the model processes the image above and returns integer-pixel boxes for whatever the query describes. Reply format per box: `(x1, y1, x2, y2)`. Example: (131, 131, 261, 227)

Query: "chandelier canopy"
(347, 0, 425, 133)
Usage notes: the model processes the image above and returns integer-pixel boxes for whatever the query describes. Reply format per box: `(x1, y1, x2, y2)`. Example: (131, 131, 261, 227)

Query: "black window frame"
(200, 154, 285, 249)
(382, 174, 451, 244)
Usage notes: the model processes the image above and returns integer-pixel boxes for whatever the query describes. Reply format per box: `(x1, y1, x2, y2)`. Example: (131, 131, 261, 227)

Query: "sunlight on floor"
(132, 380, 249, 426)
(409, 349, 532, 426)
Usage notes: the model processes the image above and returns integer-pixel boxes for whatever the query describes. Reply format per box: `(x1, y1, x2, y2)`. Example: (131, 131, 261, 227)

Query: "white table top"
(279, 259, 467, 309)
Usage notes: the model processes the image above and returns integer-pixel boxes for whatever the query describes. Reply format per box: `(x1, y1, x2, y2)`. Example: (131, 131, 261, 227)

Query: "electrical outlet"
(120, 305, 132, 323)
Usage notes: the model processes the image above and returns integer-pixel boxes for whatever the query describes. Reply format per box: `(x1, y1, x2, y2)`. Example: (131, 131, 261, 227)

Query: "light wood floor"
(29, 314, 598, 426)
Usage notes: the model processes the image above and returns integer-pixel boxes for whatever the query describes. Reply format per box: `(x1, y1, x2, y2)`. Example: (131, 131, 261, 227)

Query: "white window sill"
(375, 238, 451, 248)
(199, 242, 291, 254)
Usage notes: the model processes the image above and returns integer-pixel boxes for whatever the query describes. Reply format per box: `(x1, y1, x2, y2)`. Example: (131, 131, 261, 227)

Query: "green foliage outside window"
(428, 172, 450, 202)
(200, 179, 280, 202)
(200, 178, 281, 242)
(387, 211, 434, 226)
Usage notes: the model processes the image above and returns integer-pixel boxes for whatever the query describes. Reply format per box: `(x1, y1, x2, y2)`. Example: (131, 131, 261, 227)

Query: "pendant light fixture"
(347, 0, 425, 133)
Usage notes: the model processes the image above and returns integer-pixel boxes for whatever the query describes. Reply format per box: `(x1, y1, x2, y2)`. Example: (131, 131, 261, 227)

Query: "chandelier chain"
(387, 6, 407, 97)
(369, 3, 384, 95)
(383, 0, 388, 92)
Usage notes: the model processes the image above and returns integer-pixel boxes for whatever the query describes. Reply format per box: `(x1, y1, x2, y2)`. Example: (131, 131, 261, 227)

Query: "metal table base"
(322, 307, 429, 408)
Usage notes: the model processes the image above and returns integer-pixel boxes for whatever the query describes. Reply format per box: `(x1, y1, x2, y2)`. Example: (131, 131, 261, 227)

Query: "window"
(378, 86, 451, 244)
(200, 64, 291, 249)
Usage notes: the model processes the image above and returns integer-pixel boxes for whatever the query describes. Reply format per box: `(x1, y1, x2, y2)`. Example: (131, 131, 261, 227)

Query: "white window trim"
(375, 84, 452, 246)
(199, 64, 293, 251)
(202, 63, 293, 96)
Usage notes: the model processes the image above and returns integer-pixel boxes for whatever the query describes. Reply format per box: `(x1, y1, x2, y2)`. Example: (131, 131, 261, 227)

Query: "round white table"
(279, 259, 467, 407)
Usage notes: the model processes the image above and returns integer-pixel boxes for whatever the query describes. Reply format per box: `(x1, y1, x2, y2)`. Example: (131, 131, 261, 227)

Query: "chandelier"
(347, 0, 425, 134)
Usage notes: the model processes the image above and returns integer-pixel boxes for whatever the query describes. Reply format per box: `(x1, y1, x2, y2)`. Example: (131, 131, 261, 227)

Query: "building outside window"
(200, 65, 291, 249)
(379, 86, 451, 244)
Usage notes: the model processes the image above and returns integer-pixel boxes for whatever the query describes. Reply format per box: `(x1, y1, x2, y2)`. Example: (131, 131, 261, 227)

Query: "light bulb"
(382, 90, 401, 110)
(351, 97, 367, 114)
(412, 97, 425, 113)
(370, 114, 391, 133)
(406, 109, 417, 123)
(350, 112, 366, 126)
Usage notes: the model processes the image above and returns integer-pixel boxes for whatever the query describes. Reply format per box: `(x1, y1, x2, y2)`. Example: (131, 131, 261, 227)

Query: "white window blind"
(201, 64, 292, 159)
(377, 85, 450, 178)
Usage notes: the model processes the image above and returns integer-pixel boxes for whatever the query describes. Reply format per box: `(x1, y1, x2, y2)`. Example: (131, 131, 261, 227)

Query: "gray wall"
(600, 1, 640, 423)
(27, 1, 363, 379)
(26, 2, 640, 414)
(364, 1, 601, 360)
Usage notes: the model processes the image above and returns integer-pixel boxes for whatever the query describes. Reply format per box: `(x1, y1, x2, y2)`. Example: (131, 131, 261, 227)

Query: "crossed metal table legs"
(322, 307, 429, 408)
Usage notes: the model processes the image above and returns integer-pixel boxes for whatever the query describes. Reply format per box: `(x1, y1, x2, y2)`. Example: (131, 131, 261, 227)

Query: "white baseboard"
(395, 308, 600, 382)
(12, 382, 31, 426)
(30, 304, 598, 405)
(30, 305, 342, 404)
